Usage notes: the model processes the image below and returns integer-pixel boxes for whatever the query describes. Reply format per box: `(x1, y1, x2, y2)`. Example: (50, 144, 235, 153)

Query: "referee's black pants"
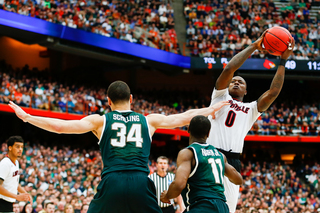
(161, 205, 175, 213)
(0, 198, 13, 213)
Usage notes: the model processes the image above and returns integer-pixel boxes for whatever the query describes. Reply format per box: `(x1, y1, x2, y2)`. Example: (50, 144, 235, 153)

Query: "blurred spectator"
(13, 202, 20, 213)
(39, 202, 55, 213)
(64, 204, 74, 213)
(309, 122, 318, 136)
(21, 202, 33, 213)
(80, 204, 89, 213)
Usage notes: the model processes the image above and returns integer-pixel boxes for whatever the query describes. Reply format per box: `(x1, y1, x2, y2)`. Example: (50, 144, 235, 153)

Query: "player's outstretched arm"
(222, 154, 243, 185)
(147, 101, 229, 135)
(9, 101, 102, 135)
(256, 40, 295, 112)
(216, 31, 267, 90)
(160, 148, 193, 203)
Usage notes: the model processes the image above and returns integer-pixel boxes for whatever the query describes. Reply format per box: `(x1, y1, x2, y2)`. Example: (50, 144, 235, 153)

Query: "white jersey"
(0, 157, 20, 203)
(207, 88, 261, 153)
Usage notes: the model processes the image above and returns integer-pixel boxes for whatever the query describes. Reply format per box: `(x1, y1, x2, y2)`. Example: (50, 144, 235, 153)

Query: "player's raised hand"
(16, 193, 31, 202)
(8, 101, 29, 122)
(160, 190, 171, 204)
(281, 38, 295, 60)
(253, 30, 268, 52)
(211, 101, 230, 119)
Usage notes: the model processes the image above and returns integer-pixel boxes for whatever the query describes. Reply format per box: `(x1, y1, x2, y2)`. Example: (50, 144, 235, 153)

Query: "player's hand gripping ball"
(262, 26, 293, 56)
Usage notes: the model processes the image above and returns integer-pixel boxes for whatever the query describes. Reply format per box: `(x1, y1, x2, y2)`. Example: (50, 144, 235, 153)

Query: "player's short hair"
(7, 136, 24, 147)
(188, 115, 211, 139)
(157, 156, 168, 163)
(107, 81, 130, 104)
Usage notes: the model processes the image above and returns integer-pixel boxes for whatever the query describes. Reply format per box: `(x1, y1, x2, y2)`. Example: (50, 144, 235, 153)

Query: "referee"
(149, 156, 185, 213)
(0, 136, 31, 213)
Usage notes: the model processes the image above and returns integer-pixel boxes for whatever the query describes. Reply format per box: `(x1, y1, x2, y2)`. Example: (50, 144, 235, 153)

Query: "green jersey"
(182, 143, 226, 207)
(99, 110, 151, 176)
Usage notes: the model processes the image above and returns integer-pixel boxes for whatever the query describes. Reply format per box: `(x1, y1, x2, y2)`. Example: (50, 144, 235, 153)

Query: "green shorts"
(186, 199, 229, 213)
(88, 171, 161, 213)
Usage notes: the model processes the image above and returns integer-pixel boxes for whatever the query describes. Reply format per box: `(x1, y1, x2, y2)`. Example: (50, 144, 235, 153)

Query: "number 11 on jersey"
(208, 158, 223, 184)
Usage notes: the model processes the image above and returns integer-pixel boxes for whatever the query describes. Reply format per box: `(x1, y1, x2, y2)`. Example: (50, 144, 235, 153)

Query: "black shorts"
(217, 149, 241, 172)
(186, 199, 229, 213)
(0, 198, 13, 212)
(161, 205, 175, 213)
(226, 158, 241, 173)
(87, 171, 161, 213)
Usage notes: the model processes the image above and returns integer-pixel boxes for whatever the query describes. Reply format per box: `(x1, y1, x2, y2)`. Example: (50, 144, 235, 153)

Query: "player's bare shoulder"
(82, 113, 104, 121)
(146, 113, 165, 124)
(82, 114, 105, 137)
(145, 113, 165, 136)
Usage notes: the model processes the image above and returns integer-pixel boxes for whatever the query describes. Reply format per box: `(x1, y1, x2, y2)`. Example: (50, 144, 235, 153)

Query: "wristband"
(279, 59, 286, 66)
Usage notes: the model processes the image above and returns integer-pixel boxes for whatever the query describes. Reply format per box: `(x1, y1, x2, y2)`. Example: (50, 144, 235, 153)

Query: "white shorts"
(223, 176, 240, 213)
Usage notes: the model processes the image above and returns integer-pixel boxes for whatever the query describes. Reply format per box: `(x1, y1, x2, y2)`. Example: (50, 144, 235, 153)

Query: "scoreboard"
(191, 57, 320, 71)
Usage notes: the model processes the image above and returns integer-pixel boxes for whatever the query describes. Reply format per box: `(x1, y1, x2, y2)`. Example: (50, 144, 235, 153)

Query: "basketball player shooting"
(206, 30, 294, 213)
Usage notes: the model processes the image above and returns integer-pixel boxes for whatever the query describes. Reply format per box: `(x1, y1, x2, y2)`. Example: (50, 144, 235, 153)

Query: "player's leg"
(223, 176, 240, 213)
(127, 172, 162, 213)
(187, 199, 229, 213)
(87, 172, 129, 213)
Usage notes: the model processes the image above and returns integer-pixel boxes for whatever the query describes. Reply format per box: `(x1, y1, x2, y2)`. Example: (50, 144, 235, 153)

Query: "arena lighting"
(281, 154, 296, 162)
(47, 37, 54, 43)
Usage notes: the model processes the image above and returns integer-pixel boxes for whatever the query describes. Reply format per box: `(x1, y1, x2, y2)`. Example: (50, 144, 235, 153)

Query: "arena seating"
(184, 0, 320, 58)
(1, 142, 320, 212)
(1, 0, 180, 54)
(2, 0, 320, 58)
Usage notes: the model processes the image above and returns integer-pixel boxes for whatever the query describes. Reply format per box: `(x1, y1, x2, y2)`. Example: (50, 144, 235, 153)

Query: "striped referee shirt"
(149, 172, 175, 208)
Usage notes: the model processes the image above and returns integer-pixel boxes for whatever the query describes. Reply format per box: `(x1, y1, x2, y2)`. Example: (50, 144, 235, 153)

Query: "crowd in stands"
(1, 141, 320, 212)
(1, 0, 180, 54)
(3, 0, 320, 59)
(238, 160, 320, 213)
(184, 0, 320, 59)
(248, 103, 320, 136)
(0, 141, 179, 213)
(0, 60, 204, 119)
(1, 61, 320, 136)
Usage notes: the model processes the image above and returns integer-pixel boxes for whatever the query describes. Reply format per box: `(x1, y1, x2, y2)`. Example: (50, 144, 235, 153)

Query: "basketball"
(262, 26, 293, 56)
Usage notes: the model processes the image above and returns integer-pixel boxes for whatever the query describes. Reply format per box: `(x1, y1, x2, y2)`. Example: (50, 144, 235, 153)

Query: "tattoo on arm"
(270, 73, 284, 91)
(224, 44, 257, 72)
(257, 67, 285, 112)
(216, 44, 257, 89)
